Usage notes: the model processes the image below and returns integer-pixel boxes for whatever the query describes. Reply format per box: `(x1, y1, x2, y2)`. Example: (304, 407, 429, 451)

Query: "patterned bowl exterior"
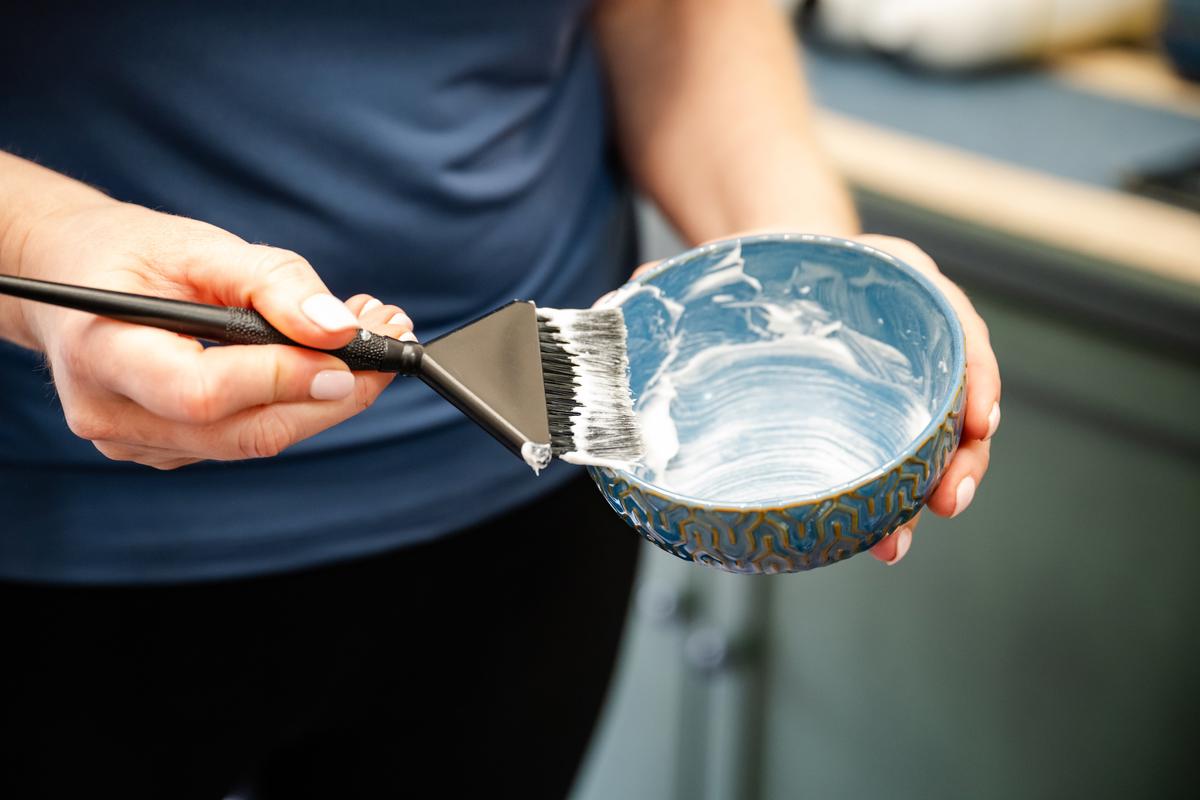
(589, 382, 962, 574)
(589, 234, 966, 575)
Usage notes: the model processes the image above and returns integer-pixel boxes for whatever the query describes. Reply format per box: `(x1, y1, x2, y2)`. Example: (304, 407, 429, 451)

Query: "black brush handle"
(0, 274, 423, 374)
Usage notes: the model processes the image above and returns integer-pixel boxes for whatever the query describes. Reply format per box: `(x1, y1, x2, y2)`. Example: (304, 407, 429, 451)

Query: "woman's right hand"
(8, 196, 413, 469)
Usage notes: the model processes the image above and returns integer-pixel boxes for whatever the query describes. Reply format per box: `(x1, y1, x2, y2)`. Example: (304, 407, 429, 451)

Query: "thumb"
(630, 259, 661, 280)
(186, 239, 359, 350)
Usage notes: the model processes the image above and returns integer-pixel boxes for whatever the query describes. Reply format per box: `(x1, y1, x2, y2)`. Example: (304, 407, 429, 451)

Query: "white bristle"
(537, 306, 644, 468)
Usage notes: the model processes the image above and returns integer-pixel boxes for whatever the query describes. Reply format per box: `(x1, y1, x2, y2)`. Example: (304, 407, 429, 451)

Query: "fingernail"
(398, 331, 418, 342)
(388, 312, 412, 328)
(301, 294, 358, 332)
(360, 298, 382, 317)
(309, 369, 355, 400)
(953, 476, 976, 517)
(985, 403, 1001, 439)
(885, 527, 912, 566)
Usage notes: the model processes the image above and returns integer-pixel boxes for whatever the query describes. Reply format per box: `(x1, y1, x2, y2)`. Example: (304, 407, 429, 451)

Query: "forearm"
(0, 151, 112, 346)
(594, 0, 858, 243)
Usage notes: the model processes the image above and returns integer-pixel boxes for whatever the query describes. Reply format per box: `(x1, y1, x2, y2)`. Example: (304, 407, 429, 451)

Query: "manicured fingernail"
(398, 331, 418, 342)
(309, 369, 355, 400)
(953, 476, 976, 517)
(985, 403, 1001, 439)
(388, 312, 412, 328)
(359, 298, 382, 317)
(301, 294, 358, 332)
(885, 527, 912, 566)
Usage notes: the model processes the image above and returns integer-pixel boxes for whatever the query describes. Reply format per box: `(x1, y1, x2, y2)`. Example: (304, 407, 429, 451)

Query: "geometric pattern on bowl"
(588, 381, 962, 574)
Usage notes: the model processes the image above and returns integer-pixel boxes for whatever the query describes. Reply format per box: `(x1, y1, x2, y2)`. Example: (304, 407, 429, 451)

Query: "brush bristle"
(537, 307, 644, 466)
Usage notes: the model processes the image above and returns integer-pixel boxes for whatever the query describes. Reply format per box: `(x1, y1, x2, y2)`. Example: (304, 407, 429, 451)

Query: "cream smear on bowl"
(608, 242, 936, 504)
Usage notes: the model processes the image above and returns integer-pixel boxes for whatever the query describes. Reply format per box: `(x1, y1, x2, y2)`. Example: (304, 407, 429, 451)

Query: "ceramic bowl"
(590, 234, 965, 574)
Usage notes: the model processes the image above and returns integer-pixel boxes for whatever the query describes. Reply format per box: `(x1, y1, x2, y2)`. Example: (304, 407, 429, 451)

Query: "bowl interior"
(611, 235, 963, 506)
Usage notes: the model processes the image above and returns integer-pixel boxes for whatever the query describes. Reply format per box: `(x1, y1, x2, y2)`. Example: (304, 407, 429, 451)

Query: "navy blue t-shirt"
(0, 1, 634, 582)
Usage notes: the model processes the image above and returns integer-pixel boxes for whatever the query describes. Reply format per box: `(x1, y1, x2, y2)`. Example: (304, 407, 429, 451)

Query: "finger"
(89, 323, 357, 424)
(629, 260, 660, 280)
(927, 437, 990, 518)
(855, 235, 940, 276)
(961, 321, 1001, 441)
(343, 294, 418, 342)
(176, 368, 394, 460)
(954, 298, 1001, 441)
(89, 367, 386, 462)
(869, 512, 922, 565)
(353, 304, 410, 393)
(64, 322, 394, 462)
(183, 238, 359, 349)
(914, 270, 1001, 441)
(359, 303, 412, 337)
(199, 298, 412, 458)
(346, 294, 381, 318)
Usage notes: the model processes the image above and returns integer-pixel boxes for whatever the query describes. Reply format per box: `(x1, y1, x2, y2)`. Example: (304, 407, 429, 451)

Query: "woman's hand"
(621, 233, 1000, 566)
(11, 198, 414, 469)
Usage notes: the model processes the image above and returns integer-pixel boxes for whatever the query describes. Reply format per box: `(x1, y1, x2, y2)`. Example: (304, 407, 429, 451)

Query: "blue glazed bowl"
(590, 234, 965, 574)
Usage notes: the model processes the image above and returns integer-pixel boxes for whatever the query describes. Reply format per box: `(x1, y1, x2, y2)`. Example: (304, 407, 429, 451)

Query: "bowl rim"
(597, 232, 968, 511)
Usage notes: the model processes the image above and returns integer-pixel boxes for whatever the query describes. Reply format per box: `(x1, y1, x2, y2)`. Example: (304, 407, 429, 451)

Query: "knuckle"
(92, 440, 131, 461)
(869, 236, 938, 272)
(93, 440, 169, 470)
(353, 376, 375, 412)
(236, 410, 296, 459)
(147, 458, 192, 471)
(631, 261, 658, 278)
(909, 250, 938, 273)
(254, 246, 315, 284)
(66, 409, 118, 442)
(267, 351, 287, 404)
(56, 341, 92, 382)
(174, 372, 220, 424)
(862, 233, 899, 247)
(976, 316, 992, 343)
(368, 305, 404, 327)
(977, 440, 992, 471)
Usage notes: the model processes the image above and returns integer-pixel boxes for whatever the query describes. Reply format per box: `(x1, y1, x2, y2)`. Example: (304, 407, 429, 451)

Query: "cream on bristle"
(536, 306, 643, 470)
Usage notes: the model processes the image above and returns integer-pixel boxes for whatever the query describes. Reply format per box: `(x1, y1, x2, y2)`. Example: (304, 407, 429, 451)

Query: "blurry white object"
(815, 0, 1165, 69)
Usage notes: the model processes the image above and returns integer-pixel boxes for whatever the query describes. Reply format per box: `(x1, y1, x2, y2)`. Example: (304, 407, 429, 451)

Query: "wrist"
(0, 152, 112, 276)
(651, 136, 861, 246)
(713, 148, 861, 242)
(0, 212, 49, 350)
(0, 161, 115, 350)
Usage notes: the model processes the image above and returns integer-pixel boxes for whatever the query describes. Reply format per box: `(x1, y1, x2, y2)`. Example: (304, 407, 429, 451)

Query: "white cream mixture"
(609, 243, 933, 504)
(521, 441, 552, 474)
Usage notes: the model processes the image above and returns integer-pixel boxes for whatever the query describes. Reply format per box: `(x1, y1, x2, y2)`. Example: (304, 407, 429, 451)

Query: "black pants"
(0, 474, 639, 799)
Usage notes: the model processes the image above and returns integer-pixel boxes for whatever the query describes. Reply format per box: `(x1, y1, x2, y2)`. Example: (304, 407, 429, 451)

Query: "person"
(0, 1, 1001, 798)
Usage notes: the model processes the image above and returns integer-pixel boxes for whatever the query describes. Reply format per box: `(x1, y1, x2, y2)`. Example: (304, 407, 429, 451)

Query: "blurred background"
(572, 1, 1200, 798)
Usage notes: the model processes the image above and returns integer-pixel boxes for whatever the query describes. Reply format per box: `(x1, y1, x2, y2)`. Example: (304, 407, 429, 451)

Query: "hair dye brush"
(0, 275, 643, 472)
